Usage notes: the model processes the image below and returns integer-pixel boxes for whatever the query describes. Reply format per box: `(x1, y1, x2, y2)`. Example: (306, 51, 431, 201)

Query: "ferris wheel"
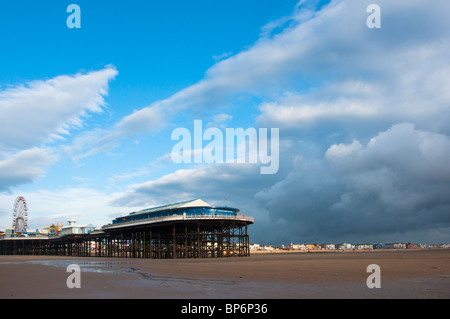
(12, 196, 28, 234)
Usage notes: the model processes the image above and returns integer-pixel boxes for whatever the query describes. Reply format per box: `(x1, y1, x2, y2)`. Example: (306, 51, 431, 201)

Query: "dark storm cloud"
(256, 124, 450, 244)
(112, 0, 450, 245)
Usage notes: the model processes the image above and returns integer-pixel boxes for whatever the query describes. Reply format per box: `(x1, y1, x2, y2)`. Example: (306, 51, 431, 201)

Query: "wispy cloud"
(0, 67, 118, 152)
(0, 147, 58, 192)
(0, 67, 118, 191)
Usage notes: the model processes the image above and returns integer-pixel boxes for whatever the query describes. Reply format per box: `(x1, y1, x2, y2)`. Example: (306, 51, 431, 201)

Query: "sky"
(1, 0, 450, 245)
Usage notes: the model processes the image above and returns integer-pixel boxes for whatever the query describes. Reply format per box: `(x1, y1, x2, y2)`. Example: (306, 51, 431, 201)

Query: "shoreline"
(250, 248, 449, 254)
(0, 249, 449, 299)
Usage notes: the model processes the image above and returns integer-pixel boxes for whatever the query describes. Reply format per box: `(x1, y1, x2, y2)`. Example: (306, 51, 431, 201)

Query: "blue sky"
(0, 0, 300, 185)
(1, 0, 450, 245)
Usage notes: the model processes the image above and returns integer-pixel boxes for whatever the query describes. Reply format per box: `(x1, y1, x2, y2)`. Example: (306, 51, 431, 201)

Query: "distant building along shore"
(250, 242, 450, 253)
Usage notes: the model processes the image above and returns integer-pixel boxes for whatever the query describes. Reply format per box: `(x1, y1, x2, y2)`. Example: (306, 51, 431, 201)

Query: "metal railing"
(103, 213, 254, 230)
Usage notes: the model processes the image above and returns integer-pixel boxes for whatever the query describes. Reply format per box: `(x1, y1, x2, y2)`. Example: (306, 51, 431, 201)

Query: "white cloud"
(111, 162, 282, 213)
(0, 67, 118, 152)
(81, 0, 450, 154)
(212, 51, 233, 62)
(0, 67, 118, 191)
(64, 93, 165, 161)
(62, 127, 120, 162)
(256, 0, 450, 132)
(208, 113, 233, 128)
(0, 147, 58, 192)
(108, 166, 151, 183)
(115, 103, 166, 137)
(84, 2, 336, 141)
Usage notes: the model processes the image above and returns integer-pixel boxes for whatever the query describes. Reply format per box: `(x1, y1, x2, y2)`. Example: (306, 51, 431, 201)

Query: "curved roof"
(129, 199, 238, 216)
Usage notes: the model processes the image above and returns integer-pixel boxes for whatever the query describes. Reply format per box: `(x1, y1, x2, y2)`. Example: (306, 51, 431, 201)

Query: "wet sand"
(0, 249, 449, 299)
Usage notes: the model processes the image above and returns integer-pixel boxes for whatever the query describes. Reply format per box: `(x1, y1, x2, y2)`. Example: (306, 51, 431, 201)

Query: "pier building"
(0, 199, 254, 258)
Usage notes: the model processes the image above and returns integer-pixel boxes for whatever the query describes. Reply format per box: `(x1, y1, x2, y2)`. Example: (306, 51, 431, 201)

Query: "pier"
(0, 199, 253, 258)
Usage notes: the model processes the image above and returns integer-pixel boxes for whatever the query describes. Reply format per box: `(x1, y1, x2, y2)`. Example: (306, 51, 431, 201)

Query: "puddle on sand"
(0, 259, 236, 285)
(0, 259, 246, 297)
(0, 259, 137, 275)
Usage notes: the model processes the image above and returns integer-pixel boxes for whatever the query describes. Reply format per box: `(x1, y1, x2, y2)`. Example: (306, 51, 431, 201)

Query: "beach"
(0, 249, 449, 299)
